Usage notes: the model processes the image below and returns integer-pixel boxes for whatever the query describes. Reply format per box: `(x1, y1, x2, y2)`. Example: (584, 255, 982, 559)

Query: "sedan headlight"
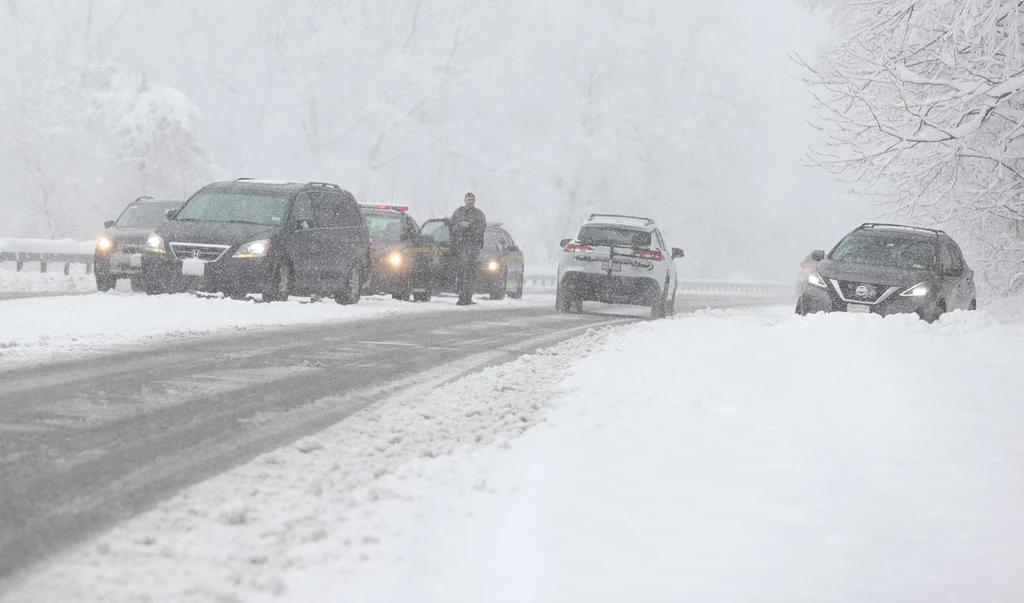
(900, 282, 929, 297)
(807, 271, 828, 289)
(146, 233, 165, 254)
(486, 260, 500, 272)
(233, 240, 270, 259)
(96, 236, 113, 252)
(388, 252, 403, 267)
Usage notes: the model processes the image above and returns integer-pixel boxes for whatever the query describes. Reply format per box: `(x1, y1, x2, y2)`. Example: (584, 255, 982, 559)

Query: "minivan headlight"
(233, 240, 270, 259)
(807, 271, 828, 289)
(900, 282, 929, 297)
(96, 236, 113, 252)
(146, 233, 165, 254)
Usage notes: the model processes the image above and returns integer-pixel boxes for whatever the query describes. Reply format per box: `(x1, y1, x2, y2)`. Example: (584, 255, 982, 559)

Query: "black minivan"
(142, 179, 370, 303)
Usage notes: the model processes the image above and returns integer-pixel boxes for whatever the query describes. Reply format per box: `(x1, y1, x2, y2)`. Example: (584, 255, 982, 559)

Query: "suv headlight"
(807, 271, 828, 289)
(486, 260, 500, 272)
(96, 236, 113, 252)
(900, 282, 929, 297)
(146, 233, 165, 254)
(233, 240, 270, 259)
(388, 251, 403, 267)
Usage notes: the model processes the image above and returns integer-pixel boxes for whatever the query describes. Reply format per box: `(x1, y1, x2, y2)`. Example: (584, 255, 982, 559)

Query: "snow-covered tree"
(803, 0, 1024, 294)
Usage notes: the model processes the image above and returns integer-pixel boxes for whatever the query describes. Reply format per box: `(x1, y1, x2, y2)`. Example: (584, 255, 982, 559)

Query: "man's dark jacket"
(451, 205, 487, 249)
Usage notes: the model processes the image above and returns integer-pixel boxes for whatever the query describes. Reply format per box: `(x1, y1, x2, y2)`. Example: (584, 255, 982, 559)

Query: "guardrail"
(524, 274, 794, 299)
(0, 252, 95, 275)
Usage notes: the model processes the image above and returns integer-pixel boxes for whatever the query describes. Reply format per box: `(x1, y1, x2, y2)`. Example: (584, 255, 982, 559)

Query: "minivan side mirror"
(811, 250, 826, 262)
(165, 208, 179, 219)
(559, 238, 572, 248)
(103, 220, 115, 229)
(671, 248, 685, 259)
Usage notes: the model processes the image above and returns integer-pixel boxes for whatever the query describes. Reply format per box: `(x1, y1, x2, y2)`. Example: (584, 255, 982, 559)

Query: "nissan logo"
(854, 284, 876, 299)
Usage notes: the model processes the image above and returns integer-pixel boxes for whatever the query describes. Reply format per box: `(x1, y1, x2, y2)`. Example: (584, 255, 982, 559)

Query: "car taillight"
(800, 262, 814, 269)
(635, 249, 663, 260)
(564, 243, 594, 252)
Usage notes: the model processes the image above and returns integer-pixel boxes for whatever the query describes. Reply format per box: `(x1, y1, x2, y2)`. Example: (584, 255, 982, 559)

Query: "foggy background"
(0, 0, 869, 281)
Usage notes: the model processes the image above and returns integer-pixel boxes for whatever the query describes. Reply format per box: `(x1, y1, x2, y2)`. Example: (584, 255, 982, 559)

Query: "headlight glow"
(487, 260, 500, 272)
(388, 252, 403, 267)
(146, 233, 165, 254)
(900, 283, 929, 297)
(96, 236, 112, 252)
(233, 240, 271, 259)
(807, 271, 827, 289)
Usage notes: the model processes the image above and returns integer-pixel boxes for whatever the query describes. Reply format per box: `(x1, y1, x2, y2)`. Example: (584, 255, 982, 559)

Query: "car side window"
(653, 230, 667, 251)
(938, 243, 955, 275)
(947, 244, 964, 275)
(334, 194, 363, 227)
(293, 194, 316, 230)
(311, 193, 344, 228)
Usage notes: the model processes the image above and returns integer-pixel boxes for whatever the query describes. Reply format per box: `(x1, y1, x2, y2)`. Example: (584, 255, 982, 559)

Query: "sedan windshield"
(364, 213, 405, 243)
(175, 191, 289, 226)
(578, 225, 651, 248)
(830, 235, 937, 270)
(115, 203, 181, 228)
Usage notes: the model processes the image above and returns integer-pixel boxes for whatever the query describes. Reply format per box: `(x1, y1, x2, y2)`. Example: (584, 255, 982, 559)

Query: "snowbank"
(0, 267, 97, 295)
(9, 307, 1024, 602)
(0, 293, 549, 365)
(0, 238, 95, 255)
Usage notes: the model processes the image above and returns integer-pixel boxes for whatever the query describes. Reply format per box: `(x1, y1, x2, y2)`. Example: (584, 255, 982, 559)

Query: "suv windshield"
(115, 203, 180, 228)
(175, 191, 289, 226)
(364, 213, 405, 243)
(831, 235, 938, 270)
(578, 225, 651, 248)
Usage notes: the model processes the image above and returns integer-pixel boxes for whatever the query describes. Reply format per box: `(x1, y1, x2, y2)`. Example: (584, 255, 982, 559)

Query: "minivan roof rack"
(856, 223, 946, 236)
(134, 195, 154, 202)
(487, 222, 503, 227)
(587, 213, 655, 225)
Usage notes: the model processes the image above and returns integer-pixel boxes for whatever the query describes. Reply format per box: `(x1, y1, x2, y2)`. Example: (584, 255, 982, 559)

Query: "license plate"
(114, 254, 131, 267)
(600, 261, 622, 271)
(182, 258, 205, 276)
(129, 253, 142, 268)
(847, 304, 870, 313)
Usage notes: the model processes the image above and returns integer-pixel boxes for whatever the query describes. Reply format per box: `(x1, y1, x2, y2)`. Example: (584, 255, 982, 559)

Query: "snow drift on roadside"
(8, 307, 1024, 603)
(0, 267, 96, 294)
(0, 293, 548, 365)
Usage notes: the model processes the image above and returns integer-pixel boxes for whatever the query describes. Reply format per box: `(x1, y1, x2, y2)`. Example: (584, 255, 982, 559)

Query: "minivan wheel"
(263, 262, 291, 303)
(335, 268, 362, 305)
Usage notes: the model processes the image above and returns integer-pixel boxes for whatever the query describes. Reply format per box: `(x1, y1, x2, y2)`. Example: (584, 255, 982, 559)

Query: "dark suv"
(94, 196, 184, 292)
(142, 179, 370, 303)
(796, 223, 977, 322)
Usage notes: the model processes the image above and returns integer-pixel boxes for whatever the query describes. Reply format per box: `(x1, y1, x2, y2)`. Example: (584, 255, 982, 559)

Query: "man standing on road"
(451, 191, 487, 306)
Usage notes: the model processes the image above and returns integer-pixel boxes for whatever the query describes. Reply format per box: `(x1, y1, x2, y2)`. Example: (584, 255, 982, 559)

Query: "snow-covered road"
(8, 306, 1023, 603)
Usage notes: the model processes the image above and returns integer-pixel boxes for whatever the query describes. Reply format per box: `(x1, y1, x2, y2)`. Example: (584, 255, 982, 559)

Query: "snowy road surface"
(5, 306, 1024, 603)
(0, 304, 641, 589)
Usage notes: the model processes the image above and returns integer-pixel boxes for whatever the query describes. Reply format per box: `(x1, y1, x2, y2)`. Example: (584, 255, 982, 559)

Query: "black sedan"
(358, 204, 421, 300)
(410, 220, 525, 301)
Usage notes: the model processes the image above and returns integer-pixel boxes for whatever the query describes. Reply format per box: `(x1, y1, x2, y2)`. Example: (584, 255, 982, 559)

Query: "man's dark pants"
(457, 245, 480, 302)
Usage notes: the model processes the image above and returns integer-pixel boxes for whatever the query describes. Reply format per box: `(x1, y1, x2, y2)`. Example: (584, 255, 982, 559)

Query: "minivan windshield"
(115, 203, 181, 228)
(174, 191, 289, 226)
(830, 235, 938, 270)
(578, 225, 651, 248)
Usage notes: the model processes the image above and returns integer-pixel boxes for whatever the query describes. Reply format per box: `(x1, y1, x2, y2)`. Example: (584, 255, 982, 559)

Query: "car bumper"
(142, 251, 273, 293)
(560, 270, 661, 305)
(94, 253, 144, 278)
(799, 284, 941, 318)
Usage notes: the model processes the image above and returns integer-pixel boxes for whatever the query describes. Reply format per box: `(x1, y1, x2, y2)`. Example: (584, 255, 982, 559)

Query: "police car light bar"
(360, 203, 409, 212)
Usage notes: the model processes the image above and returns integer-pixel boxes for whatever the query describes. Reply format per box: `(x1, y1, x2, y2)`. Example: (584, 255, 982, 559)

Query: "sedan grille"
(170, 242, 229, 262)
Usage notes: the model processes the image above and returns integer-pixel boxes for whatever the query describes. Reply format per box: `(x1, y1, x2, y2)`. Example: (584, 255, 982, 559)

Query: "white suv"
(556, 213, 685, 318)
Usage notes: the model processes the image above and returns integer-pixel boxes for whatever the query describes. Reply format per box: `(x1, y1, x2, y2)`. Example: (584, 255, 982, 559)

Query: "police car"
(556, 213, 684, 318)
(410, 220, 525, 301)
(358, 204, 421, 300)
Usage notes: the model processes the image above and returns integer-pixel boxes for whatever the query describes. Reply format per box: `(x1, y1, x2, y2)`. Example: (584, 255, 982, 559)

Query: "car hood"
(817, 259, 933, 286)
(154, 221, 279, 246)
